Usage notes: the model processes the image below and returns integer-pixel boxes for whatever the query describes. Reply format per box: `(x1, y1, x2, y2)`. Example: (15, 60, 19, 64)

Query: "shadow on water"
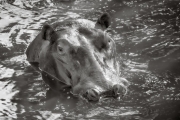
(0, 0, 180, 119)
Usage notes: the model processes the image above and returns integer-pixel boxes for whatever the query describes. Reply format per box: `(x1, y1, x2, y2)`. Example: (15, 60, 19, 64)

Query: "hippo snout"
(81, 84, 127, 102)
(82, 89, 100, 102)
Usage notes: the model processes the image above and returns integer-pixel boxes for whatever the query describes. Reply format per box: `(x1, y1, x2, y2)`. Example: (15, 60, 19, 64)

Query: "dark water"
(0, 0, 180, 119)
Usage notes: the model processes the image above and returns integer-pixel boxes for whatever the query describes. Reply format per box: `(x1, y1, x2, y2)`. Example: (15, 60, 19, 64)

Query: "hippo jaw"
(40, 54, 128, 102)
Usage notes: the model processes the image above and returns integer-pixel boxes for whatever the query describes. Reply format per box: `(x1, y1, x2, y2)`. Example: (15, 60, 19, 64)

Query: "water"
(0, 0, 180, 119)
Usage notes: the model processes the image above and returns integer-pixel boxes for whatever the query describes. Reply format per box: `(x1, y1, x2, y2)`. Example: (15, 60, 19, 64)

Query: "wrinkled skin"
(26, 13, 129, 102)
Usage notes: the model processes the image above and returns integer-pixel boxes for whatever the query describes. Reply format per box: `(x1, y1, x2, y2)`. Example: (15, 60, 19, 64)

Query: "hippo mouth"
(40, 68, 127, 102)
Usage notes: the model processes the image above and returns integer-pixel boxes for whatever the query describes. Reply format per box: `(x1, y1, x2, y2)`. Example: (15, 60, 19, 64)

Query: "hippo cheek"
(41, 71, 71, 92)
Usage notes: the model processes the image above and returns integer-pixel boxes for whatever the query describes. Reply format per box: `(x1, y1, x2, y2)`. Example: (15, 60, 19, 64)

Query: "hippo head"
(26, 13, 129, 102)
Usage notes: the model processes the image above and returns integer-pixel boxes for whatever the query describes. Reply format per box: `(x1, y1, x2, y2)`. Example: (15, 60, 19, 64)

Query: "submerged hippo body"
(26, 13, 129, 101)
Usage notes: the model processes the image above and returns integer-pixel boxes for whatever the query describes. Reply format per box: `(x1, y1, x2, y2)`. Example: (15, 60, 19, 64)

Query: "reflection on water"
(0, 0, 180, 119)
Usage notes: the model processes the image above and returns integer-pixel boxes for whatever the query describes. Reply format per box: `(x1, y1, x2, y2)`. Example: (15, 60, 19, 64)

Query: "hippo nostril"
(112, 84, 127, 98)
(83, 89, 100, 102)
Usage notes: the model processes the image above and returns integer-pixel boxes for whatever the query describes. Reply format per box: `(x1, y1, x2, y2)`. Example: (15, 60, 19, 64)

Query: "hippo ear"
(41, 24, 57, 43)
(96, 13, 111, 30)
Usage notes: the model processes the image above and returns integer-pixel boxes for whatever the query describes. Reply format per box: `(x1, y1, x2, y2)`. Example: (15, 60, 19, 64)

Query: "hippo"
(26, 13, 129, 102)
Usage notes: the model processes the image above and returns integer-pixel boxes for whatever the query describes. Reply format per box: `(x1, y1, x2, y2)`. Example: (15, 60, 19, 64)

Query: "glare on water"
(0, 0, 180, 120)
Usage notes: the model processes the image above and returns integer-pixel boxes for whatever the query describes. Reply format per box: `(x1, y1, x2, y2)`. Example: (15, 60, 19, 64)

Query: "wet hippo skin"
(26, 13, 129, 102)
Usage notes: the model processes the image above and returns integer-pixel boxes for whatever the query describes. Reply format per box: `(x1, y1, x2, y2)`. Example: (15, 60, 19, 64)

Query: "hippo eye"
(58, 46, 64, 54)
(59, 47, 63, 52)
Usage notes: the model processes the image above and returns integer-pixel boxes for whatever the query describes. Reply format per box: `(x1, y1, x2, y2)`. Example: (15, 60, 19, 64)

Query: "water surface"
(0, 0, 180, 120)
